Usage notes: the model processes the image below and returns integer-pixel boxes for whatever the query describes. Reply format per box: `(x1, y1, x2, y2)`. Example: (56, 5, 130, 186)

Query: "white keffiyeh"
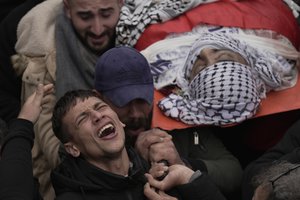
(116, 0, 218, 46)
(177, 32, 293, 95)
(158, 61, 261, 125)
(156, 31, 298, 126)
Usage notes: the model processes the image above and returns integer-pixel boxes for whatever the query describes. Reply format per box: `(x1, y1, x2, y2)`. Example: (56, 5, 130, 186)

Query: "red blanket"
(136, 0, 300, 51)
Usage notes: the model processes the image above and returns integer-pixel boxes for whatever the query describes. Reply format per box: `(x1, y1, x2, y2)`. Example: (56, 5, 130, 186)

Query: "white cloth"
(142, 26, 300, 126)
(158, 62, 261, 125)
(283, 0, 300, 17)
(142, 26, 299, 92)
(15, 0, 62, 56)
(116, 0, 218, 46)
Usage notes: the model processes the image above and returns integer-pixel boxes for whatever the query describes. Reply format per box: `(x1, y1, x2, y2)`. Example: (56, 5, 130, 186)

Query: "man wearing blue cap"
(94, 46, 154, 142)
(94, 46, 243, 197)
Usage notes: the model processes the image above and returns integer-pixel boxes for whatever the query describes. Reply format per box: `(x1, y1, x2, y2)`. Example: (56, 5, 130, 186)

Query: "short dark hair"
(52, 90, 101, 143)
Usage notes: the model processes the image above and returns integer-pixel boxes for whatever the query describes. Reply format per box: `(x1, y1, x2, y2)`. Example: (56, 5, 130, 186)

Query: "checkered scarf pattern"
(116, 0, 216, 46)
(157, 32, 287, 126)
(177, 32, 282, 95)
(158, 61, 261, 125)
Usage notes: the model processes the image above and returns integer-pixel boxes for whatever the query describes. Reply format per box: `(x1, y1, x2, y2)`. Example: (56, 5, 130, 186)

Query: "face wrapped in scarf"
(157, 32, 283, 126)
(158, 61, 261, 125)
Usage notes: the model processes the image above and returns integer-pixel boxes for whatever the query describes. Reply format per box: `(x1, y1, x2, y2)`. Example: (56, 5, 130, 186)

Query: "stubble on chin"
(88, 32, 116, 56)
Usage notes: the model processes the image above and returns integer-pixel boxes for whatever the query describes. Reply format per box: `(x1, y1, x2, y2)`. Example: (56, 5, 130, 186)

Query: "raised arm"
(0, 84, 53, 200)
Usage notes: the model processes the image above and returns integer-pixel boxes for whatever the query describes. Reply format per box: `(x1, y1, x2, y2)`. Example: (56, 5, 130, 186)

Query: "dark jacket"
(242, 119, 300, 200)
(0, 119, 41, 200)
(0, 0, 24, 22)
(169, 126, 243, 195)
(51, 146, 226, 200)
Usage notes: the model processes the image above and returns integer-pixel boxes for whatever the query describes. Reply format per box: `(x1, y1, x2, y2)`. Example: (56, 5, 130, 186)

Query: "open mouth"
(98, 123, 115, 138)
(89, 34, 106, 45)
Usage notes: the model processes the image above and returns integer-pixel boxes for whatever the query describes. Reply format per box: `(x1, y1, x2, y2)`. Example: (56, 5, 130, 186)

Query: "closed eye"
(76, 113, 88, 128)
(94, 102, 108, 111)
(78, 12, 93, 20)
(216, 53, 235, 62)
(100, 10, 113, 18)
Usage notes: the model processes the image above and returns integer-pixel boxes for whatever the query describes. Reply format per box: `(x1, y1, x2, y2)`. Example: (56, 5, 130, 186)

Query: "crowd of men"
(0, 0, 300, 200)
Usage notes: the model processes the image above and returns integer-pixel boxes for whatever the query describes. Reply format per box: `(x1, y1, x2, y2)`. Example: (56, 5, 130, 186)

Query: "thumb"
(34, 84, 44, 104)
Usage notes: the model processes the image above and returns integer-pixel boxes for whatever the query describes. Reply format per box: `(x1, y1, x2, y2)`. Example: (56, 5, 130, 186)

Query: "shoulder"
(16, 0, 62, 55)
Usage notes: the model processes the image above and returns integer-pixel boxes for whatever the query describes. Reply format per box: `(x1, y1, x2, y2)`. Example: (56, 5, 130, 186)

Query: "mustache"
(124, 118, 151, 131)
(86, 30, 107, 38)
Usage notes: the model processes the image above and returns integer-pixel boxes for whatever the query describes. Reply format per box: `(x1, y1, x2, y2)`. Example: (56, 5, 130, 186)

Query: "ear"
(63, 0, 71, 19)
(64, 142, 80, 157)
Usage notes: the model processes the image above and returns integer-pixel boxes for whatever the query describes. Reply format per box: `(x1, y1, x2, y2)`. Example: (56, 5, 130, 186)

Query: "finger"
(158, 190, 170, 197)
(142, 134, 164, 148)
(144, 182, 151, 190)
(145, 173, 156, 182)
(43, 84, 54, 97)
(158, 190, 178, 200)
(148, 164, 169, 178)
(28, 84, 44, 106)
(144, 183, 159, 200)
(152, 128, 171, 138)
(40, 84, 55, 106)
(150, 139, 173, 151)
(154, 134, 172, 144)
(148, 141, 174, 162)
(162, 135, 172, 141)
(145, 173, 165, 189)
(33, 84, 44, 105)
(43, 84, 54, 95)
(138, 129, 171, 147)
(147, 132, 171, 145)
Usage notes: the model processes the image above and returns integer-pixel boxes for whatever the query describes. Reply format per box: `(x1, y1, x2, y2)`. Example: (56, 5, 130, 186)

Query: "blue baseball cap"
(94, 46, 154, 107)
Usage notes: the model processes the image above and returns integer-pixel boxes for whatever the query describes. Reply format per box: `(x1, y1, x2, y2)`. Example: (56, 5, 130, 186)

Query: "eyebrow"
(215, 51, 236, 60)
(77, 7, 113, 14)
(75, 101, 104, 124)
(99, 7, 114, 12)
(77, 7, 113, 13)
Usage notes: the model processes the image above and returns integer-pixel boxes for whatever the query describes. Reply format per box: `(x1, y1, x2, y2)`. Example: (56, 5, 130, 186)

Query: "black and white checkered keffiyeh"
(158, 61, 261, 125)
(157, 31, 296, 126)
(177, 32, 283, 95)
(116, 0, 217, 46)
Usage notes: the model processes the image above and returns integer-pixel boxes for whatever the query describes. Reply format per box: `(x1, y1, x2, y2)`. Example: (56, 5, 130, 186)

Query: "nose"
(129, 103, 143, 119)
(199, 48, 217, 67)
(90, 110, 103, 124)
(90, 18, 103, 36)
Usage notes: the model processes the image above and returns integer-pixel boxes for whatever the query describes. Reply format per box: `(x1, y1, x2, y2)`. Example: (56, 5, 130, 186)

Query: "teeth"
(98, 123, 114, 137)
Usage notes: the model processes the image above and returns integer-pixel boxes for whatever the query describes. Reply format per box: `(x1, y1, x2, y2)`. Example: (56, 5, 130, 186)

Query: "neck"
(90, 148, 131, 176)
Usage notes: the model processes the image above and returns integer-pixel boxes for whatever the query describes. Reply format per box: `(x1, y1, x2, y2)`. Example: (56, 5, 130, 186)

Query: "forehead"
(64, 97, 105, 122)
(69, 0, 120, 9)
(196, 48, 241, 58)
(193, 48, 246, 67)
